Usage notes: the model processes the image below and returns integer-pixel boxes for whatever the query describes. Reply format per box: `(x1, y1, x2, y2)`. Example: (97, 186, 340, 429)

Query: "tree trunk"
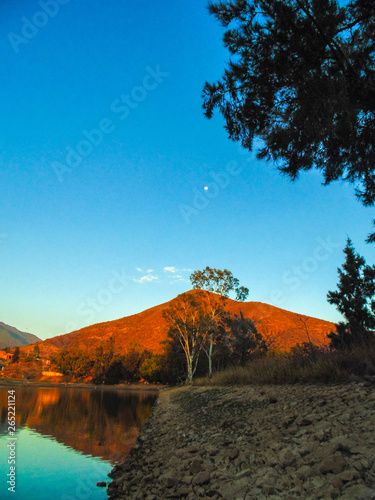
(208, 332, 213, 379)
(187, 355, 193, 384)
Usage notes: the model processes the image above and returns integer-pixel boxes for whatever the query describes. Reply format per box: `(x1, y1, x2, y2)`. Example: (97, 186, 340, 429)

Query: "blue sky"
(1, 0, 374, 340)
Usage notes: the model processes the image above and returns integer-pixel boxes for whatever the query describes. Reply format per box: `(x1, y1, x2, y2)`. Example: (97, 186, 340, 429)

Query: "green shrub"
(139, 355, 163, 382)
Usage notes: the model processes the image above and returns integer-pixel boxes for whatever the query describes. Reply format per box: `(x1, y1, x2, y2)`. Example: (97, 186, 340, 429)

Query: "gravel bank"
(108, 383, 375, 499)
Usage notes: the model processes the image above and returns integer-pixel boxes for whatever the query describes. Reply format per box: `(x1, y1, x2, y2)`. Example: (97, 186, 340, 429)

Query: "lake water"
(0, 385, 158, 500)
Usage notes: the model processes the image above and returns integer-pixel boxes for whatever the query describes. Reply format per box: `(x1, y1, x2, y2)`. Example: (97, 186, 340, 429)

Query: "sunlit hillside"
(22, 290, 335, 359)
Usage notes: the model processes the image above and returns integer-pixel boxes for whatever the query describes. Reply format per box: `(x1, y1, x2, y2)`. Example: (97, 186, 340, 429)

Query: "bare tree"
(260, 327, 284, 351)
(297, 315, 312, 345)
(163, 293, 209, 384)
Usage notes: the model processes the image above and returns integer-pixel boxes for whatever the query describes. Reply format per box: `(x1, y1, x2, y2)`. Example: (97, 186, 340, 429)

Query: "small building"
(0, 351, 13, 361)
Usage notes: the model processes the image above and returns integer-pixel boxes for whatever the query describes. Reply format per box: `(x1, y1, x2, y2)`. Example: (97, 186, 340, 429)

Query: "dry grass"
(195, 339, 375, 386)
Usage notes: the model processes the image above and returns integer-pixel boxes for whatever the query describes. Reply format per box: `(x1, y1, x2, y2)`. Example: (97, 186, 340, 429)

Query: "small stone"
(187, 446, 199, 453)
(316, 429, 330, 442)
(325, 485, 340, 499)
(311, 476, 325, 488)
(295, 416, 313, 426)
(193, 471, 210, 485)
(341, 484, 375, 499)
(277, 476, 292, 490)
(228, 448, 239, 460)
(206, 489, 220, 497)
(282, 416, 296, 428)
(162, 475, 179, 488)
(176, 486, 191, 496)
(263, 484, 275, 495)
(279, 448, 297, 468)
(207, 447, 219, 456)
(96, 481, 106, 487)
(337, 470, 358, 482)
(319, 455, 346, 474)
(330, 435, 355, 453)
(181, 476, 192, 484)
(352, 460, 365, 472)
(189, 458, 202, 474)
(330, 476, 343, 489)
(350, 446, 370, 455)
(221, 478, 249, 498)
(245, 487, 262, 498)
(296, 465, 311, 481)
(320, 442, 340, 457)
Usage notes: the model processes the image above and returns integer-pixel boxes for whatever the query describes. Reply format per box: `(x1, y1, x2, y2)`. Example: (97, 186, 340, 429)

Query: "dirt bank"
(108, 383, 375, 499)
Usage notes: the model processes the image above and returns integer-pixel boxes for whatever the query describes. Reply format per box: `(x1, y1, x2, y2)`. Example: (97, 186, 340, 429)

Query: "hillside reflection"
(0, 386, 157, 464)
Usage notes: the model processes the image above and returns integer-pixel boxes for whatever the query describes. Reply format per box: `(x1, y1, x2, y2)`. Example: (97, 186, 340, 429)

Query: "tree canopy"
(190, 266, 249, 301)
(203, 0, 375, 229)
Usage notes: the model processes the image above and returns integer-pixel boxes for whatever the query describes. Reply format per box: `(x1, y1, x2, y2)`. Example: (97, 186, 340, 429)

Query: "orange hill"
(25, 291, 336, 358)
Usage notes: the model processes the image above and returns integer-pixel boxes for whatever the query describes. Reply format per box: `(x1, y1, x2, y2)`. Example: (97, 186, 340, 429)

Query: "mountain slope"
(25, 291, 336, 358)
(0, 323, 41, 349)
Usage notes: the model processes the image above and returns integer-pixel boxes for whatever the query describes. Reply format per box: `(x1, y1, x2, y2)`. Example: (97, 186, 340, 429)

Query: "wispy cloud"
(164, 266, 177, 273)
(133, 266, 192, 285)
(133, 274, 159, 284)
(169, 274, 186, 283)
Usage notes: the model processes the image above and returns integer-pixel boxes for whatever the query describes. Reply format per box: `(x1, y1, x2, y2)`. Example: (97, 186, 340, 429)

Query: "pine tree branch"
(294, 0, 357, 78)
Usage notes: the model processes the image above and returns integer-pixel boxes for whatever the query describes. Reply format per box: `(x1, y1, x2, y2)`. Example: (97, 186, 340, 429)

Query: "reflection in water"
(0, 427, 111, 500)
(0, 386, 158, 464)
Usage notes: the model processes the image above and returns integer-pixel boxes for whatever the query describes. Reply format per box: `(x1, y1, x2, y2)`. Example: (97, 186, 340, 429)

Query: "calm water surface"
(0, 385, 158, 500)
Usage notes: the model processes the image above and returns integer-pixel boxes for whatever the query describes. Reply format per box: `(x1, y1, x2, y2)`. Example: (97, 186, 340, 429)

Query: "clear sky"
(1, 0, 374, 340)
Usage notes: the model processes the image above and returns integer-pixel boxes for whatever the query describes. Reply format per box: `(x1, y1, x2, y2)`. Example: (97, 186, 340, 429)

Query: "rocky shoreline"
(108, 383, 375, 499)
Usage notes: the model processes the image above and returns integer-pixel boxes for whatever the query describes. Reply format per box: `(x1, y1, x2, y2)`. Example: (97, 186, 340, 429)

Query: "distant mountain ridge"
(22, 290, 336, 358)
(0, 323, 41, 349)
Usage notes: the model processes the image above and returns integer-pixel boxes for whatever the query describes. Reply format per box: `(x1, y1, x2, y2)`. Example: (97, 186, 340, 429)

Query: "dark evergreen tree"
(160, 335, 188, 384)
(222, 311, 267, 365)
(11, 347, 20, 363)
(327, 238, 375, 347)
(203, 0, 375, 239)
(121, 344, 152, 382)
(92, 337, 116, 384)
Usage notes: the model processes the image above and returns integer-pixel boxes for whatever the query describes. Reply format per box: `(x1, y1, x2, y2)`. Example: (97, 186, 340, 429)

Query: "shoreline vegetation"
(193, 340, 375, 386)
(0, 379, 162, 391)
(2, 336, 375, 388)
(108, 384, 375, 499)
